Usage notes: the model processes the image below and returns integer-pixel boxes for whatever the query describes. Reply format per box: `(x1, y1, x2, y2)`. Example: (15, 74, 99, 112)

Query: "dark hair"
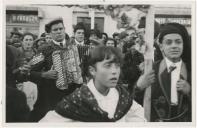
(45, 18, 64, 33)
(89, 29, 101, 39)
(102, 33, 108, 39)
(112, 32, 119, 39)
(74, 22, 86, 33)
(106, 38, 117, 47)
(22, 32, 35, 41)
(89, 46, 123, 67)
(10, 31, 22, 38)
(159, 23, 191, 71)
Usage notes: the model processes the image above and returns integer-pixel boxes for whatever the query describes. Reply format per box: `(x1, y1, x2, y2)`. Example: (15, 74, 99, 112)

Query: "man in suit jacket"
(136, 23, 191, 122)
(28, 18, 83, 121)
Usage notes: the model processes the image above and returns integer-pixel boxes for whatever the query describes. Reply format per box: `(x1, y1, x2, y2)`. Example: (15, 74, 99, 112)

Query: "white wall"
(34, 5, 73, 36)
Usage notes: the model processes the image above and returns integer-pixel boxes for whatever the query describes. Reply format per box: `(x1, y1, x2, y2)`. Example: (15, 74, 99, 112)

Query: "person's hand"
(41, 70, 58, 79)
(19, 64, 31, 75)
(138, 62, 145, 73)
(177, 79, 191, 95)
(136, 69, 156, 90)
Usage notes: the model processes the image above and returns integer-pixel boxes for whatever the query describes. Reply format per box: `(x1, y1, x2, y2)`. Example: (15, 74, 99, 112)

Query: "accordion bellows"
(52, 45, 83, 90)
(29, 53, 45, 67)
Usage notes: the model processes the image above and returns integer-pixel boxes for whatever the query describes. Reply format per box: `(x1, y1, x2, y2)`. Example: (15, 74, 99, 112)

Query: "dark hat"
(158, 24, 184, 43)
(119, 31, 128, 39)
(45, 17, 64, 33)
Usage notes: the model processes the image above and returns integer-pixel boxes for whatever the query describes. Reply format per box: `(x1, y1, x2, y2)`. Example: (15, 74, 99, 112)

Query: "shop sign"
(155, 18, 191, 26)
(7, 14, 39, 24)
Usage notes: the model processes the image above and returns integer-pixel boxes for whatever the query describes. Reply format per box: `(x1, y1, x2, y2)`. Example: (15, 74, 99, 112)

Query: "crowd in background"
(6, 16, 191, 122)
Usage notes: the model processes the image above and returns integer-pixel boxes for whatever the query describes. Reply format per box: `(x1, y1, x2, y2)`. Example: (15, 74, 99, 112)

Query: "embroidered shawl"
(55, 85, 133, 122)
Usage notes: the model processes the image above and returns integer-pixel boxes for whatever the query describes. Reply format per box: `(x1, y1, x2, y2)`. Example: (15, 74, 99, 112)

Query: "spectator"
(101, 32, 108, 44)
(18, 32, 36, 61)
(8, 30, 22, 48)
(40, 46, 146, 122)
(105, 38, 116, 47)
(136, 23, 191, 122)
(28, 17, 83, 122)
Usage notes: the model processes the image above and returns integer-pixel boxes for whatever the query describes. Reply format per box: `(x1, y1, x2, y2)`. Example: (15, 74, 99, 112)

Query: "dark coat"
(150, 59, 191, 122)
(6, 45, 28, 88)
(28, 35, 82, 121)
(6, 87, 30, 122)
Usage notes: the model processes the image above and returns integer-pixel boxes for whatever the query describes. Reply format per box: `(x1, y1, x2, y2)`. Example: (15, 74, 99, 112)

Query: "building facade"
(6, 4, 192, 39)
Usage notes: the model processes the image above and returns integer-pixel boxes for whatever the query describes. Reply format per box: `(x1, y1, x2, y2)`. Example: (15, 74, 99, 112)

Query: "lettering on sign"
(155, 18, 191, 26)
(7, 14, 38, 24)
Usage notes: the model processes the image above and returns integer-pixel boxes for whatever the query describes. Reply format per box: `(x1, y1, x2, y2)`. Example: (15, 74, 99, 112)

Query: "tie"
(60, 42, 63, 47)
(169, 65, 177, 106)
(169, 65, 176, 73)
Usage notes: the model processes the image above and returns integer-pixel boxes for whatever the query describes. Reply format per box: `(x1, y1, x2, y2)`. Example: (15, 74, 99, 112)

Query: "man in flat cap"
(28, 17, 83, 122)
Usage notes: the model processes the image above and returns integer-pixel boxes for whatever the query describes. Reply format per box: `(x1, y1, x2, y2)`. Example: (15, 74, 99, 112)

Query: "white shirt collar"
(164, 57, 182, 72)
(75, 39, 84, 45)
(53, 39, 66, 46)
(86, 79, 119, 119)
(87, 79, 110, 100)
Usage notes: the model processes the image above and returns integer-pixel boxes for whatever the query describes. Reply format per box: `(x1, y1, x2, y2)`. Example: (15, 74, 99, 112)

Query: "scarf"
(55, 85, 133, 122)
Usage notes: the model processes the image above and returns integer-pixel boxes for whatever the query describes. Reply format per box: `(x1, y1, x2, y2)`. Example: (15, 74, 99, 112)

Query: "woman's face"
(22, 35, 34, 50)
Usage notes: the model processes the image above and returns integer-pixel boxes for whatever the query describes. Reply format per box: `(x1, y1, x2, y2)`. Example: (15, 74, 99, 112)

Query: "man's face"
(89, 34, 98, 40)
(114, 36, 120, 45)
(50, 23, 65, 42)
(45, 34, 52, 43)
(11, 34, 21, 43)
(106, 40, 115, 47)
(102, 34, 107, 41)
(75, 29, 85, 43)
(123, 35, 130, 42)
(160, 33, 183, 62)
(92, 56, 120, 89)
(126, 29, 136, 41)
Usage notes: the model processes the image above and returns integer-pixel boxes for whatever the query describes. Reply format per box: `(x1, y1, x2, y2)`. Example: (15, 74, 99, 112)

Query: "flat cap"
(119, 31, 128, 39)
(45, 17, 64, 33)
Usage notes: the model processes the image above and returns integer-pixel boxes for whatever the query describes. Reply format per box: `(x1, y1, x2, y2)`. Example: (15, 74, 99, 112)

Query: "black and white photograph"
(1, 0, 196, 127)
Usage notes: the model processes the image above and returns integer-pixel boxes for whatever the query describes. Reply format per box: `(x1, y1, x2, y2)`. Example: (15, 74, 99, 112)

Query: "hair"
(45, 19, 64, 33)
(159, 23, 191, 71)
(102, 33, 108, 39)
(89, 29, 102, 39)
(10, 32, 22, 38)
(112, 32, 119, 39)
(89, 46, 123, 67)
(106, 37, 117, 47)
(73, 22, 86, 33)
(22, 32, 35, 41)
(40, 32, 46, 37)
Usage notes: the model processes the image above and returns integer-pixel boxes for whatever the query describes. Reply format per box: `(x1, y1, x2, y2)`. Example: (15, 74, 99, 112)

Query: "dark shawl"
(55, 85, 133, 122)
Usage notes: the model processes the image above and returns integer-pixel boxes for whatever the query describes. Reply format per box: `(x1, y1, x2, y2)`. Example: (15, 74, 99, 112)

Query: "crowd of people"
(6, 16, 191, 122)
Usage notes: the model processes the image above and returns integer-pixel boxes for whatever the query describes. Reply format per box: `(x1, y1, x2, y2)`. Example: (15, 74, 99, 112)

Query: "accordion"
(77, 44, 93, 62)
(52, 45, 83, 90)
(28, 53, 45, 67)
